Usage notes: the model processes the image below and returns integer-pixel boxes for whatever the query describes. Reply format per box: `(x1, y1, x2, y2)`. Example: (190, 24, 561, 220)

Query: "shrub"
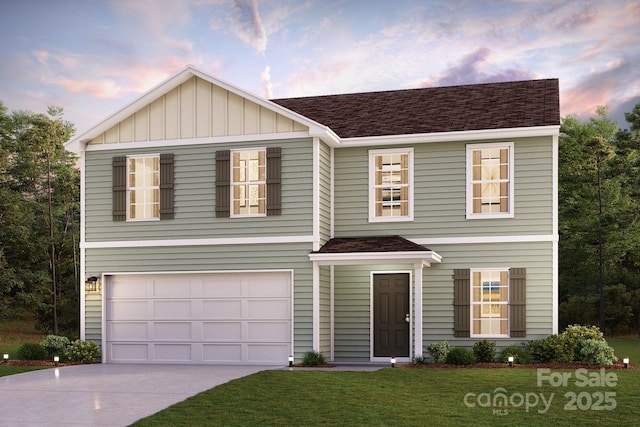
(301, 350, 326, 367)
(498, 345, 532, 365)
(528, 335, 572, 363)
(16, 343, 48, 360)
(561, 325, 605, 361)
(65, 340, 101, 364)
(446, 347, 477, 365)
(578, 339, 617, 366)
(425, 341, 450, 363)
(413, 355, 428, 365)
(472, 340, 496, 363)
(40, 335, 71, 359)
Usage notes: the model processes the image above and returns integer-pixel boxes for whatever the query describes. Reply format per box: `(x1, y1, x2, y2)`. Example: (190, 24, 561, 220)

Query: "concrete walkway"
(0, 364, 271, 427)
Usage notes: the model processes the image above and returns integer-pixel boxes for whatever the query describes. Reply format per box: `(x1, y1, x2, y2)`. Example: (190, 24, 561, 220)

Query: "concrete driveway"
(0, 364, 271, 427)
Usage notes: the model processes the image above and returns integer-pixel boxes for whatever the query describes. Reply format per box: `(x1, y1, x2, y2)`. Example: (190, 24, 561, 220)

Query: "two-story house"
(66, 66, 560, 365)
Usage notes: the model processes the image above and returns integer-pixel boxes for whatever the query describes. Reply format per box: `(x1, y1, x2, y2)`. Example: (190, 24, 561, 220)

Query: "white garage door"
(105, 271, 292, 365)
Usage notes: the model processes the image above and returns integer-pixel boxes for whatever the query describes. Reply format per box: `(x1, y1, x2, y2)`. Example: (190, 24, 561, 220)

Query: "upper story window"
(466, 142, 514, 219)
(369, 148, 413, 222)
(127, 155, 160, 220)
(232, 149, 266, 216)
(471, 269, 509, 338)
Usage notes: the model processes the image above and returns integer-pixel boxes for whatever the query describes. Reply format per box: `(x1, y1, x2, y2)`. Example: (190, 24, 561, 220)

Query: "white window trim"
(230, 147, 267, 218)
(126, 154, 160, 222)
(469, 268, 510, 338)
(368, 147, 414, 222)
(466, 142, 514, 219)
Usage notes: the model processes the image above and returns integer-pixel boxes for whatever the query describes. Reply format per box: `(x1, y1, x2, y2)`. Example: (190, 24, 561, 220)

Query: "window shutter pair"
(215, 148, 282, 217)
(112, 154, 175, 221)
(452, 268, 526, 338)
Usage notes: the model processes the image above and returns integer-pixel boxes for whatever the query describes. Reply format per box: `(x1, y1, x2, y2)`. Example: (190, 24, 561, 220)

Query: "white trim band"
(82, 235, 315, 249)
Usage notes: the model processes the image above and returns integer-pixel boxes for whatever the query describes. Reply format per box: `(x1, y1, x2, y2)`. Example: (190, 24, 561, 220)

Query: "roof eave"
(334, 125, 560, 147)
(309, 250, 443, 266)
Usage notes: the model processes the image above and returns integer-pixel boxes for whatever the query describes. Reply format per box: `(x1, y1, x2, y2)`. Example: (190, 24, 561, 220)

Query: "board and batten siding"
(84, 138, 313, 242)
(333, 136, 554, 238)
(91, 76, 308, 146)
(84, 243, 314, 358)
(422, 241, 554, 351)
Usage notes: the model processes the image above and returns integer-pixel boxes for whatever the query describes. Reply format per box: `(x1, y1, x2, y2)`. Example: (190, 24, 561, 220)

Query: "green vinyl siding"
(84, 243, 314, 358)
(422, 241, 554, 351)
(85, 138, 313, 242)
(318, 142, 332, 244)
(319, 265, 331, 356)
(334, 136, 554, 238)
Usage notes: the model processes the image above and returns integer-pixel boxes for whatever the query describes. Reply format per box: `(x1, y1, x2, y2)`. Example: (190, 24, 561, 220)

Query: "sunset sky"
(1, 0, 639, 136)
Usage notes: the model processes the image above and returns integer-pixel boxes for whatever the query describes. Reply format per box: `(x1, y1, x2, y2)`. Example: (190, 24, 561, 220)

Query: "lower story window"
(471, 269, 509, 337)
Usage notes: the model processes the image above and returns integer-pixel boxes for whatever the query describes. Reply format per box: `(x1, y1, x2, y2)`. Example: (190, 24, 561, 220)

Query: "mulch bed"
(1, 360, 81, 367)
(399, 360, 634, 369)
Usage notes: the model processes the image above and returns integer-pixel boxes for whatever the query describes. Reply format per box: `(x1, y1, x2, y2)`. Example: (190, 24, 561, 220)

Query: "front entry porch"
(308, 236, 442, 362)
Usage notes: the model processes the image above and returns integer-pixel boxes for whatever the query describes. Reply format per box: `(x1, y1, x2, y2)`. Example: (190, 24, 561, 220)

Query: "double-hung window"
(231, 149, 266, 216)
(471, 269, 509, 337)
(466, 142, 514, 219)
(369, 148, 413, 222)
(127, 155, 160, 220)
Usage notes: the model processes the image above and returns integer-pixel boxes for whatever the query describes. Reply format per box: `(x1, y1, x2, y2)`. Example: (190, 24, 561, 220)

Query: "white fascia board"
(333, 125, 560, 148)
(66, 65, 338, 153)
(309, 251, 442, 266)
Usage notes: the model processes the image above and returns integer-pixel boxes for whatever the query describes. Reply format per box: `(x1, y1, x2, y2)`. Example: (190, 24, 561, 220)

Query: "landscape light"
(288, 355, 294, 368)
(623, 358, 629, 369)
(390, 356, 396, 368)
(508, 356, 514, 368)
(54, 356, 60, 367)
(3, 354, 8, 364)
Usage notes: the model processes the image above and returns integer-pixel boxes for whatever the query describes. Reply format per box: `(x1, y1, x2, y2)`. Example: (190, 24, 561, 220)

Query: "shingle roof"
(273, 79, 559, 138)
(313, 236, 430, 253)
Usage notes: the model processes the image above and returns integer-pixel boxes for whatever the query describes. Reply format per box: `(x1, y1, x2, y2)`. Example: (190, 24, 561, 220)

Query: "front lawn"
(133, 367, 640, 426)
(0, 366, 46, 377)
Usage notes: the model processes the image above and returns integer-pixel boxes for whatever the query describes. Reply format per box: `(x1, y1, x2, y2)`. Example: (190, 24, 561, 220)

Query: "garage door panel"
(153, 322, 192, 340)
(154, 344, 191, 361)
(203, 344, 242, 362)
(202, 300, 242, 318)
(110, 322, 148, 340)
(153, 300, 191, 318)
(106, 272, 291, 365)
(203, 322, 243, 340)
(247, 344, 290, 362)
(247, 299, 290, 318)
(247, 321, 290, 341)
(111, 343, 149, 361)
(109, 300, 149, 319)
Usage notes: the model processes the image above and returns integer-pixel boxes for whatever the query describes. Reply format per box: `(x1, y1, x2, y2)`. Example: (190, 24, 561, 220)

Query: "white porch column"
(414, 262, 424, 357)
(312, 261, 320, 351)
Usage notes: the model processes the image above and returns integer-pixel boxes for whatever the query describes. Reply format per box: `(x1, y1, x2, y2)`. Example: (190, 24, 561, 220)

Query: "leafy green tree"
(0, 101, 79, 333)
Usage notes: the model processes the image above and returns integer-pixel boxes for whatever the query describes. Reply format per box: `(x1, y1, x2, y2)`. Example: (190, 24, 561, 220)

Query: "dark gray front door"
(373, 273, 410, 357)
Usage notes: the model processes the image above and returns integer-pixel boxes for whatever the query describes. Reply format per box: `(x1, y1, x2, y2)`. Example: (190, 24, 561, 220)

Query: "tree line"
(1, 99, 640, 336)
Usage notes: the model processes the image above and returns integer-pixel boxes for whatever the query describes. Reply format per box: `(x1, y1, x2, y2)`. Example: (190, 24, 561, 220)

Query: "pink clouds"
(51, 78, 123, 98)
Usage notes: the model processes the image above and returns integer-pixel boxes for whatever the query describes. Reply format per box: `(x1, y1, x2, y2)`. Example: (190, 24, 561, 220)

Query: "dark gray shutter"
(266, 147, 281, 216)
(112, 156, 127, 221)
(453, 269, 470, 337)
(159, 153, 174, 220)
(509, 268, 527, 338)
(215, 150, 230, 218)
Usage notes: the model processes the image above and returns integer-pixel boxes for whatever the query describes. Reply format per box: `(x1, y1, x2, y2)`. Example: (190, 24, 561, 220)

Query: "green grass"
(133, 368, 640, 427)
(0, 365, 46, 377)
(0, 316, 47, 358)
(608, 335, 640, 363)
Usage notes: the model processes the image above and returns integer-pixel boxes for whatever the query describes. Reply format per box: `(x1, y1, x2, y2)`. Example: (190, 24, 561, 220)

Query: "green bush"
(16, 343, 48, 360)
(446, 347, 477, 365)
(65, 340, 101, 364)
(301, 350, 326, 367)
(528, 335, 572, 363)
(498, 345, 532, 365)
(472, 340, 496, 362)
(425, 341, 450, 363)
(578, 339, 617, 366)
(561, 325, 605, 360)
(40, 335, 71, 359)
(413, 355, 428, 365)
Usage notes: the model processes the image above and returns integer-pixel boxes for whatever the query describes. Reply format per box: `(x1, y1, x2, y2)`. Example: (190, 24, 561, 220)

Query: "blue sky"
(1, 0, 639, 136)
